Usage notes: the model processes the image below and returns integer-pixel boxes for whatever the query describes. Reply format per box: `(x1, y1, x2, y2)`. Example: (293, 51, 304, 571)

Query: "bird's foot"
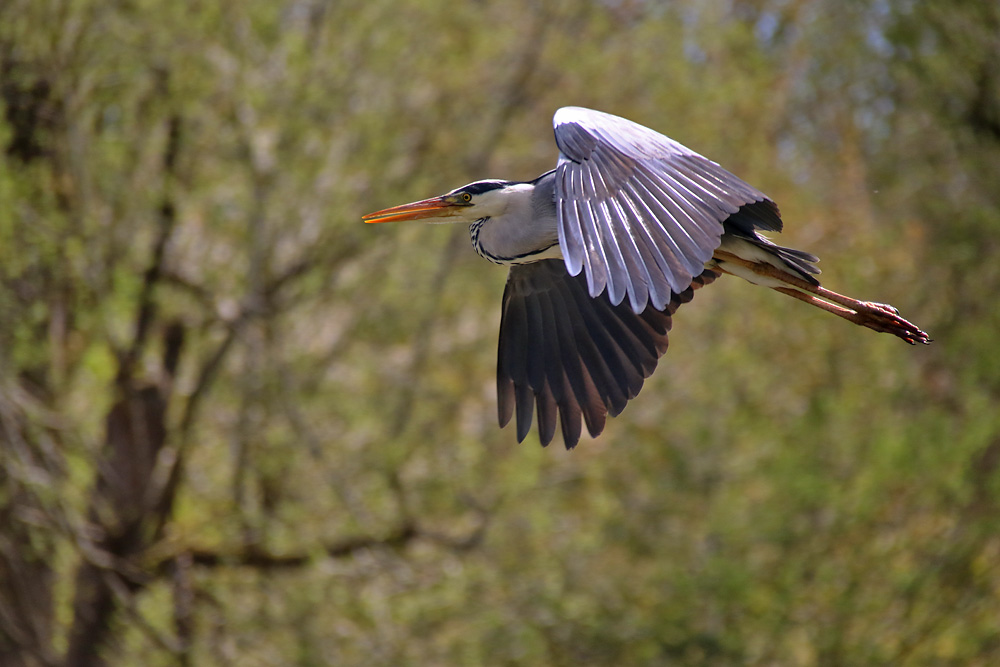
(855, 301, 932, 345)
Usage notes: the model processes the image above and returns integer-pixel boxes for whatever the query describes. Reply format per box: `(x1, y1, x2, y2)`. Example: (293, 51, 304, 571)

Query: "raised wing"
(553, 106, 781, 313)
(497, 259, 719, 449)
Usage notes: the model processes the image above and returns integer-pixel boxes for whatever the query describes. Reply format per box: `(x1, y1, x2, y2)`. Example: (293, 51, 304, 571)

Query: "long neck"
(470, 174, 561, 265)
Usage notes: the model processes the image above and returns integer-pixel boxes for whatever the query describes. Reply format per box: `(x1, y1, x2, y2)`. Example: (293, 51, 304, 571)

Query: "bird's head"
(363, 180, 520, 225)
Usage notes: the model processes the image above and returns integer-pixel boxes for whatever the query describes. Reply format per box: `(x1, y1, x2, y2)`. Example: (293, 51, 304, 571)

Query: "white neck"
(470, 181, 561, 265)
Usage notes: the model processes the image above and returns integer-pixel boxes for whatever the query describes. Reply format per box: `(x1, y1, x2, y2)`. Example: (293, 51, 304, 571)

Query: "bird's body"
(364, 107, 929, 449)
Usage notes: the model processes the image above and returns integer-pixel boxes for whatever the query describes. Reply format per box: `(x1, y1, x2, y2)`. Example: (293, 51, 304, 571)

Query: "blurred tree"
(0, 0, 997, 665)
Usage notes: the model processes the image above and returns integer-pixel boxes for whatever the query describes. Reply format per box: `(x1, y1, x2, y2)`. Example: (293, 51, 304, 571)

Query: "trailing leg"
(713, 249, 931, 345)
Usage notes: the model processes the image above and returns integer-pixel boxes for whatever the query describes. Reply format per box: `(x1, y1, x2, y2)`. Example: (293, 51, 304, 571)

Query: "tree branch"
(122, 111, 183, 378)
(175, 523, 419, 571)
(154, 513, 489, 574)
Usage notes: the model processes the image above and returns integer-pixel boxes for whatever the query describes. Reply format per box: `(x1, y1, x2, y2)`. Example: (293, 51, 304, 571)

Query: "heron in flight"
(364, 107, 930, 449)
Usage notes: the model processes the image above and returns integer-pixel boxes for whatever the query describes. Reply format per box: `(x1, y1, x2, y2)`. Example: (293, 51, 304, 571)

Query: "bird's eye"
(461, 193, 472, 203)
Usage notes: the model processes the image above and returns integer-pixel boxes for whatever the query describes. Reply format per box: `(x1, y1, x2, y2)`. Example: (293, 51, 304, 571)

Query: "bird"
(363, 107, 930, 449)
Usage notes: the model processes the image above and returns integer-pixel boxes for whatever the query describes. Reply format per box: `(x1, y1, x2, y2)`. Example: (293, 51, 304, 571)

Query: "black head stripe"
(453, 180, 514, 196)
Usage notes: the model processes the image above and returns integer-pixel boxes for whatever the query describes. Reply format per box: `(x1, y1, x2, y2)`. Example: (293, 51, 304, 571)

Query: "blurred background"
(2, 0, 998, 665)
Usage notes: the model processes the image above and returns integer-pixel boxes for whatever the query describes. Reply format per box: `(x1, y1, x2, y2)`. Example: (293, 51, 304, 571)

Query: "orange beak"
(362, 196, 464, 223)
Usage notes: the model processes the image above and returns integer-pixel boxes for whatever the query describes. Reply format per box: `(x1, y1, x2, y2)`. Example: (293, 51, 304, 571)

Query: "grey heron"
(364, 107, 930, 449)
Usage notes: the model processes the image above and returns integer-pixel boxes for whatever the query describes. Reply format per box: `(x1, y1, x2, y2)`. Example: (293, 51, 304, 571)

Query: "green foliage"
(1, 0, 998, 665)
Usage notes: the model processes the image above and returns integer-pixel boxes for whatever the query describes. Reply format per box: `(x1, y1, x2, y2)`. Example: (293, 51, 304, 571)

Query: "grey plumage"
(553, 107, 778, 310)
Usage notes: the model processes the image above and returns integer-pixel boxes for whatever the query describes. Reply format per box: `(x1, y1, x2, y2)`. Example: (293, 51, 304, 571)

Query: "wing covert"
(553, 106, 781, 313)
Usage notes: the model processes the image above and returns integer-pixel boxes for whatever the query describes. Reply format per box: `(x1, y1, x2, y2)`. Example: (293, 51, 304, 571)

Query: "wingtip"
(497, 377, 515, 427)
